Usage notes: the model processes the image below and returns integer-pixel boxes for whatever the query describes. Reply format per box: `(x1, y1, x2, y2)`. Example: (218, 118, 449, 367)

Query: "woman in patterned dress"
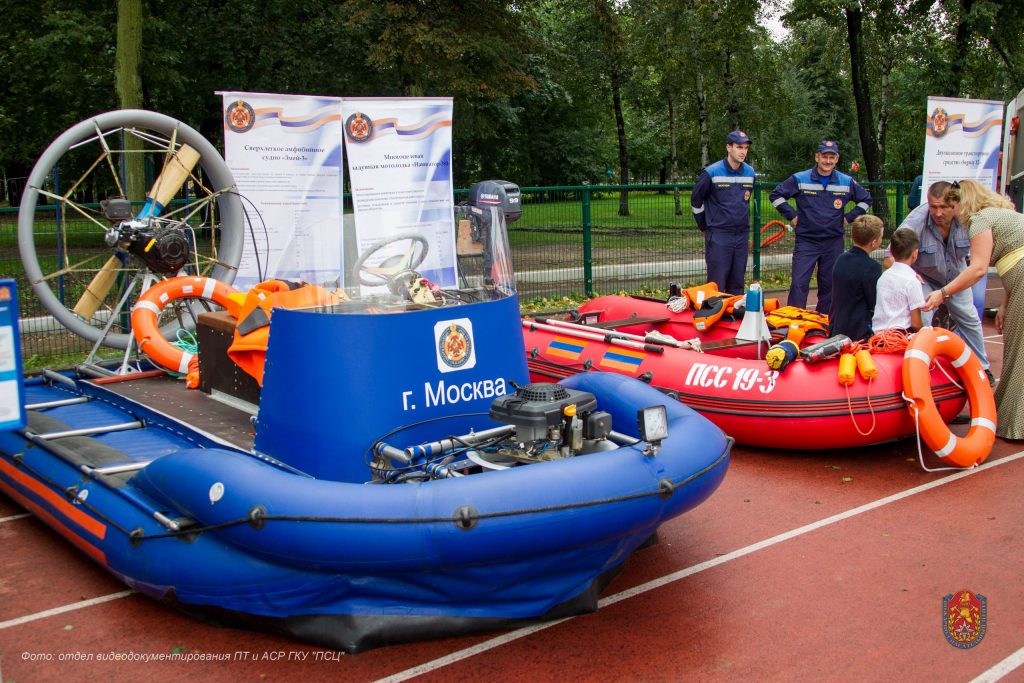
(922, 179, 1024, 440)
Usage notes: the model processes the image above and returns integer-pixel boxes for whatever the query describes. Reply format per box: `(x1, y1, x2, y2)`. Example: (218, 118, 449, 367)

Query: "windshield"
(331, 186, 517, 313)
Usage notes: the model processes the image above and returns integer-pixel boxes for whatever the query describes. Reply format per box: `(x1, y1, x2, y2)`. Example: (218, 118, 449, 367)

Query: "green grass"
(21, 348, 122, 372)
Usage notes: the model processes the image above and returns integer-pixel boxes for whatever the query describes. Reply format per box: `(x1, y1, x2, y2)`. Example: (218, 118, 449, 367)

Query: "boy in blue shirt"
(828, 214, 883, 341)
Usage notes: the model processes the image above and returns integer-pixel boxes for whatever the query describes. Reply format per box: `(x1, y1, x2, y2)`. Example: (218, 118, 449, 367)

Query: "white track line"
(0, 590, 137, 630)
(971, 645, 1024, 683)
(376, 450, 1024, 683)
(0, 513, 31, 524)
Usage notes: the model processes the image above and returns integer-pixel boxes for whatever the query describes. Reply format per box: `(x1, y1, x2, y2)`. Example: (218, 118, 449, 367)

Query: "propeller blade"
(136, 144, 201, 219)
(72, 254, 122, 320)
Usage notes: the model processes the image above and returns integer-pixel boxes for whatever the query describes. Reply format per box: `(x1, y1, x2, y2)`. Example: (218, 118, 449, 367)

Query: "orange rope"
(850, 328, 913, 354)
(845, 377, 876, 436)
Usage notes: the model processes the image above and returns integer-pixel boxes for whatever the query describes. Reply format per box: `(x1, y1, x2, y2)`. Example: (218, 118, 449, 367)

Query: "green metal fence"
(2, 181, 913, 364)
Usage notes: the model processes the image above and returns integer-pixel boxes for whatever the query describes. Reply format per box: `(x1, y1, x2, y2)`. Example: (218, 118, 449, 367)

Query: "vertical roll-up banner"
(922, 96, 1004, 196)
(1002, 87, 1024, 210)
(341, 97, 456, 294)
(220, 92, 344, 289)
(0, 280, 25, 432)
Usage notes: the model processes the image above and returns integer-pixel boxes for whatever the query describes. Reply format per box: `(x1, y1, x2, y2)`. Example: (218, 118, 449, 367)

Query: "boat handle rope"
(528, 348, 594, 372)
(129, 445, 730, 544)
(2, 443, 729, 545)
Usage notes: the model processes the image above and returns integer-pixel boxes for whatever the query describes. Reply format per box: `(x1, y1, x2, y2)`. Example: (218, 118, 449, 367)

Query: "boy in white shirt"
(872, 227, 925, 332)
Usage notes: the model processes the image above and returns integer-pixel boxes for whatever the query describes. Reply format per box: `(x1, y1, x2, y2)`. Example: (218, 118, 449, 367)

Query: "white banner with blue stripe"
(219, 91, 345, 289)
(923, 96, 1004, 195)
(341, 97, 456, 293)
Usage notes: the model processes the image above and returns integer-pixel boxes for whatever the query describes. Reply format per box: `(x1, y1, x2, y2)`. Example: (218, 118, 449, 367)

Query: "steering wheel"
(352, 233, 430, 288)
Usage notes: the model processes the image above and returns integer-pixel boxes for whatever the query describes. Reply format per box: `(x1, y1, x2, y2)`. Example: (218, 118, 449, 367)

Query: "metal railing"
(2, 180, 914, 364)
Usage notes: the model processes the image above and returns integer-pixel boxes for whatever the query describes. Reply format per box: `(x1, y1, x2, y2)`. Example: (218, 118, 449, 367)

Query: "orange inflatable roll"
(855, 349, 877, 380)
(785, 324, 807, 345)
(838, 353, 857, 386)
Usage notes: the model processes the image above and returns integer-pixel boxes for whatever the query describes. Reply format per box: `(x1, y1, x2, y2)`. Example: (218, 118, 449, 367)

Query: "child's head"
(850, 214, 884, 248)
(889, 227, 919, 263)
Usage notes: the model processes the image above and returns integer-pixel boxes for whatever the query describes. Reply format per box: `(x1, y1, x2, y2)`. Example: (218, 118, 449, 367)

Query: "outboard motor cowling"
(468, 180, 521, 224)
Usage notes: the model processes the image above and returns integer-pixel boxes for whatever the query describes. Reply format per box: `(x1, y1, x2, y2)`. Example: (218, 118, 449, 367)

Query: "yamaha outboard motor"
(466, 181, 520, 285)
(468, 180, 521, 225)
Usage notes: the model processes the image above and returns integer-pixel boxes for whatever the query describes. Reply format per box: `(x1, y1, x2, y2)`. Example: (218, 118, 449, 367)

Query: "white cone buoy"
(735, 283, 772, 342)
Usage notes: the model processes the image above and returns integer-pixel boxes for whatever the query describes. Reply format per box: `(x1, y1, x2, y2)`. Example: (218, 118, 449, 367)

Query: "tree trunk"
(875, 58, 892, 178)
(116, 0, 145, 202)
(669, 96, 681, 215)
(611, 68, 630, 216)
(696, 72, 709, 169)
(722, 47, 740, 129)
(845, 4, 890, 226)
(949, 0, 974, 97)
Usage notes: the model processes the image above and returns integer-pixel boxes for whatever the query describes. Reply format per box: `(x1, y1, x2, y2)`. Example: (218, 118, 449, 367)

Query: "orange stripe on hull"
(548, 348, 583, 360)
(0, 458, 107, 540)
(599, 359, 643, 373)
(0, 477, 108, 565)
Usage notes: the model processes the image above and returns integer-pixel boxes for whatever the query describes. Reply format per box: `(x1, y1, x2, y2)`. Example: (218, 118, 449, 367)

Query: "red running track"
(2, 282, 1022, 683)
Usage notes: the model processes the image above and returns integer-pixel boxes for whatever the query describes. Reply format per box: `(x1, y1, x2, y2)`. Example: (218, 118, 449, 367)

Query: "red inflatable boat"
(523, 293, 974, 451)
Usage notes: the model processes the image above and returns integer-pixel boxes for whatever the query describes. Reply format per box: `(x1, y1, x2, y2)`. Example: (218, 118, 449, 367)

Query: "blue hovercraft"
(1, 176, 730, 652)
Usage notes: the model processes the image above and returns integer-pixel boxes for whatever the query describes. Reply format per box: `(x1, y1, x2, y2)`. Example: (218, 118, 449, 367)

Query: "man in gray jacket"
(885, 180, 992, 381)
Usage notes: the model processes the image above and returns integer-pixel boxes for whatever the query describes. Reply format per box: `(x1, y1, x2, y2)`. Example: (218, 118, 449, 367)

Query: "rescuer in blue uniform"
(691, 130, 755, 294)
(769, 140, 873, 312)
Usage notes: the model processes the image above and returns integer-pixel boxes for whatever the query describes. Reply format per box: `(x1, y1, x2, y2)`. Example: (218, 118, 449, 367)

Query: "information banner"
(1002, 86, 1024, 210)
(341, 97, 456, 292)
(220, 92, 344, 289)
(0, 280, 26, 432)
(922, 96, 1004, 196)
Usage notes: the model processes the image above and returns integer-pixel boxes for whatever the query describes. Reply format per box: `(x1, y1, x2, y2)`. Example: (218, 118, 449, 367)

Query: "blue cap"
(726, 130, 751, 145)
(817, 140, 840, 155)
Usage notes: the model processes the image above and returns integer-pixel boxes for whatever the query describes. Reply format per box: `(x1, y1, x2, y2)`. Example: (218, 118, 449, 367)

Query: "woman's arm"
(922, 230, 993, 311)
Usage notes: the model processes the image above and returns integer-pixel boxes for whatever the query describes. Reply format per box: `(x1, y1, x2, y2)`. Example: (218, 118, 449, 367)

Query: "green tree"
(0, 2, 118, 202)
(342, 0, 538, 184)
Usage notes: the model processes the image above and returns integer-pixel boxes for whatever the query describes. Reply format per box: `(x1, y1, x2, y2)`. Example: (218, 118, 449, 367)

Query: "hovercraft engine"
(371, 381, 619, 481)
(487, 382, 614, 462)
(101, 198, 191, 274)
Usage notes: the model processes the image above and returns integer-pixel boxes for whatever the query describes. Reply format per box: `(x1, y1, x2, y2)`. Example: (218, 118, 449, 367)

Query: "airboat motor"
(101, 198, 190, 275)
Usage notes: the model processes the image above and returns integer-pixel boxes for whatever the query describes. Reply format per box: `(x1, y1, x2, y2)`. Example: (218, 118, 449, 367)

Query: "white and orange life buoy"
(902, 327, 996, 467)
(131, 276, 240, 376)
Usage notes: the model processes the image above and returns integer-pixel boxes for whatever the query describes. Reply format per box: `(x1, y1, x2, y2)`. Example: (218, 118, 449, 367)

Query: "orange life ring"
(131, 276, 239, 375)
(902, 327, 996, 467)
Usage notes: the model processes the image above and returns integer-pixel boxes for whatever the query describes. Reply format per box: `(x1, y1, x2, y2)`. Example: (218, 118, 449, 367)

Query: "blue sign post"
(0, 280, 26, 431)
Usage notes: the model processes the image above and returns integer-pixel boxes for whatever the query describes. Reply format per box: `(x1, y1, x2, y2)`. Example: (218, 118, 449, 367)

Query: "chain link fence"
(3, 181, 912, 365)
